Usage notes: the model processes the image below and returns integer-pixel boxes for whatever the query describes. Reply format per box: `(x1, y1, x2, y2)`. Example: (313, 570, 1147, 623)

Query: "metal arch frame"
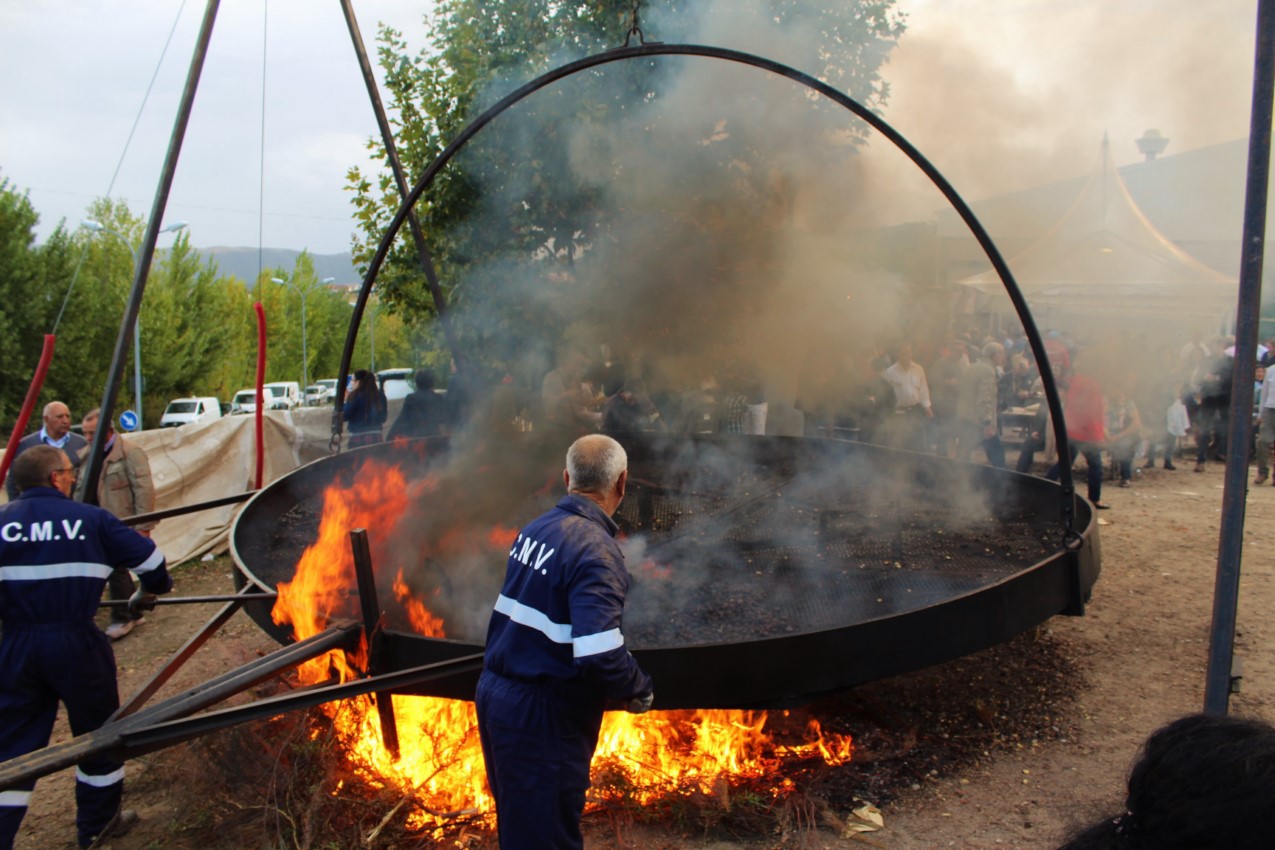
(336, 42, 1080, 535)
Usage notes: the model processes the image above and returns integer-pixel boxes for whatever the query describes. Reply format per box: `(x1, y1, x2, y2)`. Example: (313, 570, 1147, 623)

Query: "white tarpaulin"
(2, 401, 402, 569)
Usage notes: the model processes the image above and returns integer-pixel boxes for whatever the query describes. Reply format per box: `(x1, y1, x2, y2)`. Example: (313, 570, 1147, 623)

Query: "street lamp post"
(81, 219, 188, 429)
(272, 275, 334, 390)
(347, 294, 380, 372)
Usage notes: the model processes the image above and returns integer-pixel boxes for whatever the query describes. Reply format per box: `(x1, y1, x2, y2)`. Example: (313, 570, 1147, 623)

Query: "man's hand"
(128, 588, 158, 619)
(625, 691, 654, 714)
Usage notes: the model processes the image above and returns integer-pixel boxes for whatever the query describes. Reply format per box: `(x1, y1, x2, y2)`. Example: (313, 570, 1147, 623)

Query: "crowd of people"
(368, 330, 1275, 516)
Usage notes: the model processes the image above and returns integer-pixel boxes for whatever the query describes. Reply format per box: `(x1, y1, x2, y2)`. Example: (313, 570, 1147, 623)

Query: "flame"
(392, 570, 445, 637)
(271, 460, 412, 681)
(488, 525, 520, 551)
(271, 457, 853, 833)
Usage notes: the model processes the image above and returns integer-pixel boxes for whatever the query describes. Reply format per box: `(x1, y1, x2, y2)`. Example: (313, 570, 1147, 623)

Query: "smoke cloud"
(342, 1, 1254, 649)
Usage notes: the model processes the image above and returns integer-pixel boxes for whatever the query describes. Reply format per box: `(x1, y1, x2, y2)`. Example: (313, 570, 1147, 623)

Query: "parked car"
(308, 378, 340, 406)
(159, 396, 223, 428)
(262, 381, 301, 410)
(377, 368, 415, 402)
(230, 388, 259, 415)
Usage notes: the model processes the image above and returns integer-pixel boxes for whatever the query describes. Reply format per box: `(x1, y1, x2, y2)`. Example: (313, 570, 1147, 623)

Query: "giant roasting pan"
(231, 433, 1099, 709)
(233, 42, 1099, 711)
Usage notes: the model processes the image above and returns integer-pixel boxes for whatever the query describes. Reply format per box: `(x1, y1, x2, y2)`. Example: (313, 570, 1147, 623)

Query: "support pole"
(1204, 0, 1274, 715)
(253, 301, 267, 489)
(0, 622, 360, 791)
(350, 528, 401, 759)
(334, 0, 478, 445)
(110, 592, 254, 721)
(0, 335, 55, 489)
(79, 0, 221, 502)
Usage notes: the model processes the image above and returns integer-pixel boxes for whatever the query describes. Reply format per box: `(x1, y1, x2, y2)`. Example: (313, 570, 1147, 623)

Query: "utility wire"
(53, 0, 189, 333)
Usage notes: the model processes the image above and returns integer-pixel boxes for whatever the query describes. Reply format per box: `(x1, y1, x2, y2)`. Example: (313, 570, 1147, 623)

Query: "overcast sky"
(0, 0, 1260, 256)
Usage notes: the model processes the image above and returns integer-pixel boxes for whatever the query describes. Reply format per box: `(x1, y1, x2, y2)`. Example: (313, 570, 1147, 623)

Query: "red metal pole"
(254, 302, 266, 490)
(0, 334, 57, 490)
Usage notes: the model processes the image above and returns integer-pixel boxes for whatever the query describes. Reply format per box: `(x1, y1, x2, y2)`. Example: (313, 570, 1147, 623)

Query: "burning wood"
(269, 456, 854, 833)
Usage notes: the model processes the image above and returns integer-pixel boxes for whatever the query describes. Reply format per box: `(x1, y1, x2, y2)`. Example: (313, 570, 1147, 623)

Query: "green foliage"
(0, 189, 404, 431)
(0, 180, 45, 425)
(0, 177, 76, 428)
(345, 0, 906, 382)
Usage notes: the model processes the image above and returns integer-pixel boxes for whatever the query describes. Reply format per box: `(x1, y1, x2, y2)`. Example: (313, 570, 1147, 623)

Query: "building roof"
(956, 136, 1237, 319)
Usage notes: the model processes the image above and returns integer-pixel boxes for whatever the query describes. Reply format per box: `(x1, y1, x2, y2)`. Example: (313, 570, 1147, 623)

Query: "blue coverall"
(0, 486, 172, 850)
(477, 493, 652, 850)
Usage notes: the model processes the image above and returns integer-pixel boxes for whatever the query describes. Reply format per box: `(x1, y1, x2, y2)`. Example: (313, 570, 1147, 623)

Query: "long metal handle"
(98, 592, 279, 608)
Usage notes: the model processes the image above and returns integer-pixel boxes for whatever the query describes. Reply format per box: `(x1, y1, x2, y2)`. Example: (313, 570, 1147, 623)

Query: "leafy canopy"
(346, 0, 905, 380)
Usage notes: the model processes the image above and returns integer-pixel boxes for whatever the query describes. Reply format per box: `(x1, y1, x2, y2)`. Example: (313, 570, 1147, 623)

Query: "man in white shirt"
(881, 343, 933, 451)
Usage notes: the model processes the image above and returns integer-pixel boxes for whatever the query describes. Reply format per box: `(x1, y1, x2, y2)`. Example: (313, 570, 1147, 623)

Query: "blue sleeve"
(100, 511, 172, 594)
(569, 553, 652, 701)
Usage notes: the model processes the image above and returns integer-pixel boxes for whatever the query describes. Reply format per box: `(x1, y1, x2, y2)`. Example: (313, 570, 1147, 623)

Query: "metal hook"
(621, 0, 659, 47)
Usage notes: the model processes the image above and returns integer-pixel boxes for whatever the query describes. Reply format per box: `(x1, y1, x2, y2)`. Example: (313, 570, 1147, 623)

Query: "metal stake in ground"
(351, 528, 401, 759)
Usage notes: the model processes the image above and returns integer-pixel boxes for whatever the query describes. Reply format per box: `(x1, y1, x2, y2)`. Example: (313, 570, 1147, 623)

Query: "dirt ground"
(11, 453, 1275, 850)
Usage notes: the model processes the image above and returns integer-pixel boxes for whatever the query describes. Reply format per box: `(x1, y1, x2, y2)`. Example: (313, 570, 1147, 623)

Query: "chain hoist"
(623, 0, 648, 46)
(329, 409, 344, 455)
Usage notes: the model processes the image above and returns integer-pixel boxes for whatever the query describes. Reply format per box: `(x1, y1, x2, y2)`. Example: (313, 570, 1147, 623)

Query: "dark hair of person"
(1057, 713, 1275, 850)
(414, 369, 436, 392)
(350, 369, 385, 413)
(12, 445, 65, 492)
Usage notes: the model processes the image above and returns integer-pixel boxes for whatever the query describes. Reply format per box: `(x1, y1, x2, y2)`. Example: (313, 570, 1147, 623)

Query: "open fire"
(271, 457, 853, 831)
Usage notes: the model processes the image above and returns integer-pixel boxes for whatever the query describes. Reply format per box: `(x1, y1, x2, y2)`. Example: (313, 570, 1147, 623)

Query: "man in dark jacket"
(1194, 337, 1234, 471)
(0, 445, 173, 849)
(476, 434, 653, 850)
(4, 401, 88, 501)
(386, 370, 448, 440)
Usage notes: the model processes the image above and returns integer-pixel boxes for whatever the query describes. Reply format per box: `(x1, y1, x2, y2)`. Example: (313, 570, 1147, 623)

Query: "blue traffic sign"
(119, 410, 139, 432)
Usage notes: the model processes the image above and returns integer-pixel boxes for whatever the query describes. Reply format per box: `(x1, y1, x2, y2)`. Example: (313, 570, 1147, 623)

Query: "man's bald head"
(42, 402, 72, 440)
(566, 434, 627, 494)
(564, 434, 628, 516)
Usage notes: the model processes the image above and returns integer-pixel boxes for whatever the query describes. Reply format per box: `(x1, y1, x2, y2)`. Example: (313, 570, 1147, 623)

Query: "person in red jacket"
(1046, 353, 1109, 509)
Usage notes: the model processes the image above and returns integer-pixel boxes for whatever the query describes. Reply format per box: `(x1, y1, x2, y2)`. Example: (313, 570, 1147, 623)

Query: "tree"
(137, 236, 231, 419)
(346, 0, 905, 383)
(0, 177, 64, 428)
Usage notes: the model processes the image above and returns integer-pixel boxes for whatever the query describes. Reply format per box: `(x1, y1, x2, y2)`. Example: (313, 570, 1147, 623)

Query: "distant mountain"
(196, 247, 360, 285)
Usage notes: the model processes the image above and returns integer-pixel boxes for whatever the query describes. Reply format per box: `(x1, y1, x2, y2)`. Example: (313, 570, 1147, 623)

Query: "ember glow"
(271, 459, 853, 832)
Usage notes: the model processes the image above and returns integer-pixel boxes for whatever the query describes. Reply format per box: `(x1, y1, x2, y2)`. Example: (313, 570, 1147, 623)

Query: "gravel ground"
(12, 456, 1275, 849)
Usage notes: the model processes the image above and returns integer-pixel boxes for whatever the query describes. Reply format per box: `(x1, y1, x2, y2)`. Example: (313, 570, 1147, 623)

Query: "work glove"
(625, 691, 654, 714)
(128, 588, 158, 619)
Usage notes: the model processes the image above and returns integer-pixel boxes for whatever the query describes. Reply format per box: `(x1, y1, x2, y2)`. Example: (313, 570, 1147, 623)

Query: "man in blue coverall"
(0, 445, 173, 849)
(476, 433, 654, 849)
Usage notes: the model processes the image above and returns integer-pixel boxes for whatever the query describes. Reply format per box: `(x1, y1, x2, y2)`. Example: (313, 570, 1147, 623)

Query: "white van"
(309, 378, 341, 405)
(377, 368, 415, 402)
(262, 381, 301, 410)
(159, 396, 223, 428)
(230, 389, 258, 415)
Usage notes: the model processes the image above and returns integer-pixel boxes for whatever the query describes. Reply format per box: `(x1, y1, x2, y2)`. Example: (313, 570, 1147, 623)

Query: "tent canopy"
(958, 136, 1236, 320)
